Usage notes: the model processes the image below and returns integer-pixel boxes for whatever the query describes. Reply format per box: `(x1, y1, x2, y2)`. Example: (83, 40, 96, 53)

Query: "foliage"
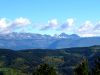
(33, 63, 57, 75)
(0, 71, 3, 75)
(0, 68, 26, 75)
(74, 58, 89, 75)
(0, 46, 100, 75)
(92, 57, 100, 75)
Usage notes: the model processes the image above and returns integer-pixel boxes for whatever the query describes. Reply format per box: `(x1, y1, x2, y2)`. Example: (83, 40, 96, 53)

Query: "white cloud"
(66, 18, 74, 27)
(77, 21, 100, 37)
(41, 19, 58, 30)
(41, 18, 75, 31)
(13, 17, 31, 26)
(0, 18, 11, 34)
(1, 17, 100, 37)
(0, 18, 9, 28)
(0, 17, 31, 34)
(48, 19, 58, 27)
(58, 18, 75, 31)
(78, 21, 94, 32)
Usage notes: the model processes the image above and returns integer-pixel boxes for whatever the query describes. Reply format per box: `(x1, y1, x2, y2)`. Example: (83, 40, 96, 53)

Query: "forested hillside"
(0, 46, 100, 75)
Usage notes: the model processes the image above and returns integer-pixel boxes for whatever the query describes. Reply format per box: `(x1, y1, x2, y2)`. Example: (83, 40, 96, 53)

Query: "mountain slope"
(0, 32, 100, 50)
(0, 46, 100, 75)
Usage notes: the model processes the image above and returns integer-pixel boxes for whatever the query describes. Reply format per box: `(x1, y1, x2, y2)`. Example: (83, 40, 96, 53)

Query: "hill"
(0, 46, 100, 75)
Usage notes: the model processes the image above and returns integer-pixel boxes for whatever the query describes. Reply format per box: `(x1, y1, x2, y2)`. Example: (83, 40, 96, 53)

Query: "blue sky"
(0, 0, 100, 37)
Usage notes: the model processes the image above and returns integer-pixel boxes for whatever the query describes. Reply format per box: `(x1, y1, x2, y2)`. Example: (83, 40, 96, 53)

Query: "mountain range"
(0, 32, 100, 50)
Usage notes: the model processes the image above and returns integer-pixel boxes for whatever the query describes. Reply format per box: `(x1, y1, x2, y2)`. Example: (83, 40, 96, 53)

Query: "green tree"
(0, 71, 3, 75)
(74, 58, 89, 75)
(92, 57, 100, 75)
(33, 63, 57, 75)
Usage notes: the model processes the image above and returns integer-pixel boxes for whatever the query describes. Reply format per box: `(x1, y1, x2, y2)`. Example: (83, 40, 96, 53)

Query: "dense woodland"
(0, 45, 100, 75)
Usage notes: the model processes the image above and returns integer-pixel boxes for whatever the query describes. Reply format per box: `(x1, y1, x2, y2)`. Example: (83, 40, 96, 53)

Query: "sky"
(0, 0, 100, 37)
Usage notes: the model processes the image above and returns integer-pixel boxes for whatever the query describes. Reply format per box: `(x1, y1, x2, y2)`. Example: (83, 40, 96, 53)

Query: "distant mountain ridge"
(0, 32, 80, 39)
(0, 32, 100, 50)
(59, 33, 79, 38)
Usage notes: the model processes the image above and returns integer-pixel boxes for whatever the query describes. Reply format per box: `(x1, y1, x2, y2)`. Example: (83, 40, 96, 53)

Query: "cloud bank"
(0, 17, 31, 33)
(40, 18, 100, 37)
(77, 21, 100, 37)
(41, 19, 58, 30)
(0, 17, 100, 37)
(58, 18, 75, 30)
(0, 18, 9, 28)
(41, 18, 75, 31)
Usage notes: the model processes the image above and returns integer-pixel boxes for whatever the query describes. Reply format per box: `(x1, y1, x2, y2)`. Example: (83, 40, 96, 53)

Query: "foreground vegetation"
(0, 46, 100, 75)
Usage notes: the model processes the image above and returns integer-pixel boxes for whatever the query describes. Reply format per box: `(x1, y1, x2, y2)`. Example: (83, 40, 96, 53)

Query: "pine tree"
(0, 71, 3, 75)
(92, 57, 100, 75)
(74, 58, 89, 75)
(33, 63, 57, 75)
